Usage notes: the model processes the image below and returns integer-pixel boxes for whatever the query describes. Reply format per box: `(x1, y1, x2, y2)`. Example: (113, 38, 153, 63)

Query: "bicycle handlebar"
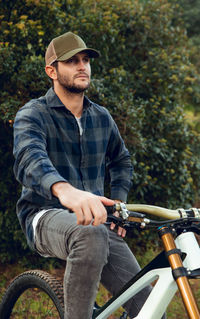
(105, 203, 200, 234)
(124, 204, 180, 219)
(106, 203, 200, 220)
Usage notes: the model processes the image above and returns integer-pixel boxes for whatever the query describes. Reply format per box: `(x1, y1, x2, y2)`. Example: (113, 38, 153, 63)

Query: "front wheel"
(0, 270, 64, 318)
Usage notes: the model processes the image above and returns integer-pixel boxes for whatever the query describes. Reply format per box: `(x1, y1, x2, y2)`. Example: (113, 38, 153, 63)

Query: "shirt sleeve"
(106, 115, 133, 202)
(13, 105, 67, 200)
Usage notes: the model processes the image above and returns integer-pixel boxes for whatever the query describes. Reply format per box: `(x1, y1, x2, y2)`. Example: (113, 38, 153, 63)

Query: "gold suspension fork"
(159, 227, 200, 319)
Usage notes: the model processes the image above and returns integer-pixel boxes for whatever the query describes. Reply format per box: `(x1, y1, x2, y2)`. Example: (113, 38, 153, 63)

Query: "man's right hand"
(51, 182, 114, 226)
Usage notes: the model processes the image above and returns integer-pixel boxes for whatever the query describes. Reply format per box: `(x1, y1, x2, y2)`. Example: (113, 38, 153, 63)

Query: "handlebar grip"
(104, 204, 116, 215)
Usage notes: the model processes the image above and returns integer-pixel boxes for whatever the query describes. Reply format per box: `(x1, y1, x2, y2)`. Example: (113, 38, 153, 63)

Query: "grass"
(9, 289, 61, 319)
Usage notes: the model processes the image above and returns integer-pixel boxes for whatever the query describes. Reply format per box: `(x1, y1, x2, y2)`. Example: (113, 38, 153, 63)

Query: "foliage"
(178, 0, 200, 113)
(0, 121, 28, 262)
(178, 0, 200, 39)
(0, 0, 200, 262)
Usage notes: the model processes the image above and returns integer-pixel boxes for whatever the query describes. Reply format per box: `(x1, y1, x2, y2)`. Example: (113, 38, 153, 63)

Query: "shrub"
(0, 121, 27, 262)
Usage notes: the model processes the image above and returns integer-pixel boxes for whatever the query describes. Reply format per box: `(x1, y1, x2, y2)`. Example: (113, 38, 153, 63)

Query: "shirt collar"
(45, 87, 92, 111)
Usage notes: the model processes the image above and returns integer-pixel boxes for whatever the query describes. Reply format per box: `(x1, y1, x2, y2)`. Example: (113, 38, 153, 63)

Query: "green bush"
(0, 121, 27, 262)
(178, 0, 200, 113)
(1, 0, 200, 262)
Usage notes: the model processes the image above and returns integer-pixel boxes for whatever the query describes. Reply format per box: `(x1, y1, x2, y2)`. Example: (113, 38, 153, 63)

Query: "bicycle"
(0, 202, 200, 318)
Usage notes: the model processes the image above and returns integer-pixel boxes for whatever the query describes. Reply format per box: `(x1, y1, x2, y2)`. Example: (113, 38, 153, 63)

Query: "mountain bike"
(0, 202, 200, 318)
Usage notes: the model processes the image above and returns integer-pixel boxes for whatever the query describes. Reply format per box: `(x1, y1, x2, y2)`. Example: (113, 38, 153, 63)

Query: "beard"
(57, 71, 90, 94)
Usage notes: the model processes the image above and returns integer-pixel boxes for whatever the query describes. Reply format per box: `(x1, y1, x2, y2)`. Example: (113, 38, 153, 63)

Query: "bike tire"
(0, 269, 64, 319)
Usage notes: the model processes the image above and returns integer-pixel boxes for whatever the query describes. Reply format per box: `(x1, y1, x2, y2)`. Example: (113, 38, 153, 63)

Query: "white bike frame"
(96, 267, 176, 319)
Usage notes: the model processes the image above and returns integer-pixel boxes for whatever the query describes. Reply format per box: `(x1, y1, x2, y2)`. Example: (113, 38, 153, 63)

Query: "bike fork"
(159, 226, 200, 319)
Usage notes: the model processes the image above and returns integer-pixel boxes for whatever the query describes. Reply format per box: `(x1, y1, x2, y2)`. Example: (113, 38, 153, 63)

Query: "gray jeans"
(34, 209, 156, 319)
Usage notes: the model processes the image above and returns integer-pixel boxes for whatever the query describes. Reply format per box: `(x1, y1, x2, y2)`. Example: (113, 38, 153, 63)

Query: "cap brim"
(57, 48, 100, 62)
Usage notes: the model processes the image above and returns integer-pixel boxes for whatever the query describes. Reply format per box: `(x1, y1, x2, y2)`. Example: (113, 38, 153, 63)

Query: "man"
(13, 32, 151, 319)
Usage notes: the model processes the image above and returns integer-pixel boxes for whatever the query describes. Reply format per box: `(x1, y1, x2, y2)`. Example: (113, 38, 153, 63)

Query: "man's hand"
(110, 200, 127, 238)
(52, 182, 114, 226)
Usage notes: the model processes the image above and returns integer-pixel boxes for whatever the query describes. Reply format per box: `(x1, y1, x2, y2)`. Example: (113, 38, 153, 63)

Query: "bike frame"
(93, 205, 200, 319)
(94, 262, 177, 319)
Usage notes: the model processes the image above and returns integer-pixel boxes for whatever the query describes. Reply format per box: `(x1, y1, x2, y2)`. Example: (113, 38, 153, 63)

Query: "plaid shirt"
(13, 88, 133, 249)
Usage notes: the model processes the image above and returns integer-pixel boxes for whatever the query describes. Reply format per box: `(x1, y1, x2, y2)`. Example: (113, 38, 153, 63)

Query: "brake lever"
(106, 215, 144, 231)
(106, 215, 123, 225)
(129, 211, 146, 218)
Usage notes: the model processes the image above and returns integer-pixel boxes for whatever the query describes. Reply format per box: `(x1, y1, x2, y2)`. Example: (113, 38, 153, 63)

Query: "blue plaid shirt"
(13, 88, 133, 249)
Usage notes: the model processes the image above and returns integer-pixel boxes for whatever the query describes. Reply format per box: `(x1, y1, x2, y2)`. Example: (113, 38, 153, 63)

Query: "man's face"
(55, 52, 91, 93)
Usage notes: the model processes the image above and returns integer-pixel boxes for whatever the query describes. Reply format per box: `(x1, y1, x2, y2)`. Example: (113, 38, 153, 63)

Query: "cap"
(45, 32, 100, 65)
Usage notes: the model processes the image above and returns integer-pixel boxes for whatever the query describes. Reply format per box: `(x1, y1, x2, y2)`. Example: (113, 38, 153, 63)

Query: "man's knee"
(68, 224, 109, 267)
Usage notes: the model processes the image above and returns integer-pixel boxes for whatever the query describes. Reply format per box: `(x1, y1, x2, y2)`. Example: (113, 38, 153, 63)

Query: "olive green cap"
(45, 32, 100, 65)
